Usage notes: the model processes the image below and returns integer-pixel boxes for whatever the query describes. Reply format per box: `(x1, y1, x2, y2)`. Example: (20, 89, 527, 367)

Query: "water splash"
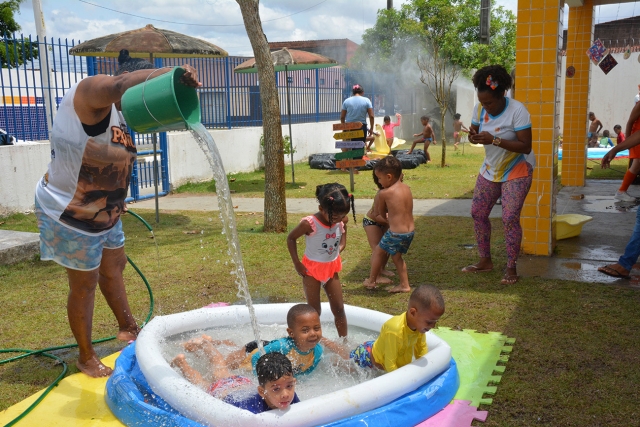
(189, 123, 264, 355)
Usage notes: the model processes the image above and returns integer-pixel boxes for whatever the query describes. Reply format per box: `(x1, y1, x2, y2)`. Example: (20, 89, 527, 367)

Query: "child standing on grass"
(287, 184, 356, 337)
(172, 337, 300, 413)
(408, 115, 436, 163)
(453, 113, 469, 151)
(363, 156, 414, 293)
(363, 170, 394, 284)
(382, 113, 402, 148)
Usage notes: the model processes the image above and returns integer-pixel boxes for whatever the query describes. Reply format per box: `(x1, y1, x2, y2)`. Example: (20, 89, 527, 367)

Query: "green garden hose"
(1, 211, 155, 427)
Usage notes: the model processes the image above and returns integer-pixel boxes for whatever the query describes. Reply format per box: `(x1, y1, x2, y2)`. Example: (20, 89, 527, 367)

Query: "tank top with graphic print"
(302, 215, 344, 263)
(35, 82, 137, 235)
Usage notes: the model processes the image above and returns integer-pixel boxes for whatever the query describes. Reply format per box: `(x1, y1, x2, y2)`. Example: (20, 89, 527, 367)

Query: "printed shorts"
(379, 230, 414, 255)
(350, 340, 376, 368)
(207, 375, 252, 398)
(35, 198, 125, 271)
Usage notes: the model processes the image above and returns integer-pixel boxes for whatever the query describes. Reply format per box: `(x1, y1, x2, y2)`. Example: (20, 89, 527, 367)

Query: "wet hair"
(472, 65, 512, 99)
(603, 129, 610, 137)
(614, 124, 622, 131)
(454, 113, 461, 120)
(115, 49, 154, 76)
(256, 352, 293, 387)
(372, 169, 383, 190)
(373, 155, 402, 179)
(383, 115, 391, 122)
(420, 115, 429, 122)
(409, 284, 445, 312)
(352, 84, 364, 95)
(316, 183, 356, 224)
(286, 303, 318, 329)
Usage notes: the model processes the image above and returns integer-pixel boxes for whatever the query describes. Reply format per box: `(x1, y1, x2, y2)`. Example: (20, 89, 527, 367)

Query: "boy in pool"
(349, 285, 445, 372)
(222, 304, 345, 377)
(363, 156, 414, 293)
(172, 338, 299, 413)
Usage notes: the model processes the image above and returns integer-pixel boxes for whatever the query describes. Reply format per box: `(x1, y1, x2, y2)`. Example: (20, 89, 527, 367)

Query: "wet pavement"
(518, 180, 640, 287)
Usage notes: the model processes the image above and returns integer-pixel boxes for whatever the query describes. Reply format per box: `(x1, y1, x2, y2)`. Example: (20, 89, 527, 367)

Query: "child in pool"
(210, 304, 347, 377)
(363, 170, 394, 284)
(363, 156, 414, 293)
(172, 338, 299, 413)
(349, 285, 445, 372)
(287, 184, 356, 337)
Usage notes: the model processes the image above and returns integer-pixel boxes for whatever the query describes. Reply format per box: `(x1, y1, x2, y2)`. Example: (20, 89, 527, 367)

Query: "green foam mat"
(433, 328, 515, 407)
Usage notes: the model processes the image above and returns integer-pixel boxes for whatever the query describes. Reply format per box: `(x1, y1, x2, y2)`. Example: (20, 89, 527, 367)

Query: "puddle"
(581, 198, 640, 213)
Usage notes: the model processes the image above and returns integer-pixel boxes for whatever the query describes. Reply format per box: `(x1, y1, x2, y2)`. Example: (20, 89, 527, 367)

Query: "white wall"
(0, 119, 379, 215)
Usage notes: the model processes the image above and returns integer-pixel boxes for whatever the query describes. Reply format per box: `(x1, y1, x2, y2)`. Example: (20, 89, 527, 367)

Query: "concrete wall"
(0, 119, 377, 215)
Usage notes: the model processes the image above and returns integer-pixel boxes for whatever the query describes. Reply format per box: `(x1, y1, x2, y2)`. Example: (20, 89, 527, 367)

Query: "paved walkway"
(130, 193, 502, 218)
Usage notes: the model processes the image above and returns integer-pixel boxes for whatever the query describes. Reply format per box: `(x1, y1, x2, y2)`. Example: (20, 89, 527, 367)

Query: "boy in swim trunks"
(588, 112, 602, 147)
(408, 115, 436, 162)
(363, 156, 415, 293)
(350, 285, 445, 372)
(172, 338, 300, 413)
(452, 113, 469, 151)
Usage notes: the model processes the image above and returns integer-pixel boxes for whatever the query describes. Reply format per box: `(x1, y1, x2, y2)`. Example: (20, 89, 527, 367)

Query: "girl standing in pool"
(286, 183, 356, 337)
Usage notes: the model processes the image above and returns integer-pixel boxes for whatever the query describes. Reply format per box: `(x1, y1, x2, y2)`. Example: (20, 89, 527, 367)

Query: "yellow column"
(562, 1, 594, 186)
(516, 0, 564, 256)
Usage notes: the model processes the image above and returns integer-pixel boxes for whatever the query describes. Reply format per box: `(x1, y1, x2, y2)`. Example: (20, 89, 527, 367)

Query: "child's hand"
(294, 261, 309, 277)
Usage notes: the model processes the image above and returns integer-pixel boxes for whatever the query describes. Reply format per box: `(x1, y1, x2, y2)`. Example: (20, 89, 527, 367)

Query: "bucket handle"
(141, 66, 178, 130)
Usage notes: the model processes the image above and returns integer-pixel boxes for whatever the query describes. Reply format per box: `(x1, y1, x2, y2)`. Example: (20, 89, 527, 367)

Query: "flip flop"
(598, 264, 630, 279)
(461, 264, 493, 273)
(500, 274, 519, 285)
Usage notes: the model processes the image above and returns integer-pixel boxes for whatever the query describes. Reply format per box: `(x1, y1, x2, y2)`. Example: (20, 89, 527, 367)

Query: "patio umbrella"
(234, 48, 338, 184)
(70, 24, 228, 223)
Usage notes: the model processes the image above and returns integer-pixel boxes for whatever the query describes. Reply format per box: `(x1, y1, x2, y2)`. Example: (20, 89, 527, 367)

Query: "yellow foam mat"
(0, 352, 124, 427)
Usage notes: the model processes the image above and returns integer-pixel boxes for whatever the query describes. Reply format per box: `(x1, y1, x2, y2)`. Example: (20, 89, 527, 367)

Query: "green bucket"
(121, 67, 200, 133)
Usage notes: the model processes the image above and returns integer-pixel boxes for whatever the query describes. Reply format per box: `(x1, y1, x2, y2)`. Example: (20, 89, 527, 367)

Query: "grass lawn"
(176, 142, 631, 200)
(1, 210, 639, 426)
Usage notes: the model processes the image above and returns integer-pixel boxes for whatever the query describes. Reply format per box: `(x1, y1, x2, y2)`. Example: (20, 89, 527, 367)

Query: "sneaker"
(614, 190, 636, 202)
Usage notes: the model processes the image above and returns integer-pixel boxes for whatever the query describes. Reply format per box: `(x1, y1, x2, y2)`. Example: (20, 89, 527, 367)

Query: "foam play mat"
(0, 329, 515, 427)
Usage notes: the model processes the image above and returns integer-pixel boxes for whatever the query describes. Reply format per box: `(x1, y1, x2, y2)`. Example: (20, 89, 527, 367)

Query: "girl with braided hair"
(287, 183, 356, 337)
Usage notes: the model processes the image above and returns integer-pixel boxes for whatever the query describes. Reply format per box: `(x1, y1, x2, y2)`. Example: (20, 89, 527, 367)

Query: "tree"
(353, 0, 516, 167)
(0, 0, 38, 68)
(236, 0, 287, 232)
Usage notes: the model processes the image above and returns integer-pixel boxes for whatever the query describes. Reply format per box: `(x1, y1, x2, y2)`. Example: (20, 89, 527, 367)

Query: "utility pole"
(479, 0, 491, 44)
(32, 0, 56, 137)
(387, 0, 393, 10)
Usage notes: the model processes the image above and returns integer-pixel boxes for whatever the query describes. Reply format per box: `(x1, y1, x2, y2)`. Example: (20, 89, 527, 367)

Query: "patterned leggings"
(471, 164, 533, 269)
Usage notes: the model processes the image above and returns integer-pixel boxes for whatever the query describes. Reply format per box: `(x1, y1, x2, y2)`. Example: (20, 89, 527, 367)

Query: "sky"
(13, 1, 640, 57)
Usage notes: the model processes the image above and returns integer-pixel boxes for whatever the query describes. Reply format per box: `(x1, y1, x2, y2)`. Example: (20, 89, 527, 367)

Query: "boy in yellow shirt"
(349, 284, 445, 372)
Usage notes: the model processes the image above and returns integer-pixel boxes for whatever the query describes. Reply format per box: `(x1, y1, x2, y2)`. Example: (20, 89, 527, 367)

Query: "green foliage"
(259, 133, 295, 156)
(352, 0, 516, 76)
(0, 1, 38, 68)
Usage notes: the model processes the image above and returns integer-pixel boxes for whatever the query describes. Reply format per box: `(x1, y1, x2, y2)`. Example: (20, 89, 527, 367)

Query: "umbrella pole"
(150, 53, 160, 224)
(285, 65, 295, 184)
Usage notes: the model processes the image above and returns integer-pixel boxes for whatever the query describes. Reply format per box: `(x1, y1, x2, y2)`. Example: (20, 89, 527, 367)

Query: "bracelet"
(492, 136, 502, 146)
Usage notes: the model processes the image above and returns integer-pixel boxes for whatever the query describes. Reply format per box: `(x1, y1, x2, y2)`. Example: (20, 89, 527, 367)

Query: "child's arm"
(461, 122, 469, 132)
(430, 124, 436, 142)
(339, 216, 348, 253)
(320, 337, 350, 359)
(596, 120, 603, 134)
(625, 102, 640, 136)
(395, 114, 401, 127)
(373, 191, 389, 225)
(287, 221, 313, 277)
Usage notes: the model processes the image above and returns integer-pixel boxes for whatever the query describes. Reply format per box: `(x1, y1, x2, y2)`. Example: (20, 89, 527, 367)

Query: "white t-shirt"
(35, 82, 137, 235)
(471, 97, 535, 182)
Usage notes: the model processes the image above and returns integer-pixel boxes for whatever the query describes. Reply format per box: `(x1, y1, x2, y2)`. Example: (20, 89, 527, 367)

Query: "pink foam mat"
(414, 400, 488, 427)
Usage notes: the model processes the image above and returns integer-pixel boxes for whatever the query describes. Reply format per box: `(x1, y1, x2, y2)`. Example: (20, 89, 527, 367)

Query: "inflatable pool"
(558, 147, 629, 160)
(106, 303, 459, 427)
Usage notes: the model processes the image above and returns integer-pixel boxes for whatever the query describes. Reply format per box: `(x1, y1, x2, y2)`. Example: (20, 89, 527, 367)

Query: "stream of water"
(189, 122, 263, 354)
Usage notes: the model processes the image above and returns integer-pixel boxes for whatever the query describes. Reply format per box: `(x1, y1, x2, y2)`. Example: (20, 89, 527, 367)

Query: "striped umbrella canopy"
(69, 24, 228, 58)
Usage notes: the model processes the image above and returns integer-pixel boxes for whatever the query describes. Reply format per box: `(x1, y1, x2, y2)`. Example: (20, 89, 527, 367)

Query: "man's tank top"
(35, 82, 137, 235)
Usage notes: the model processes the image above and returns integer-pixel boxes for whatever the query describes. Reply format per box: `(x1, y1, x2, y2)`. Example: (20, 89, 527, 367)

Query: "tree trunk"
(440, 109, 447, 167)
(236, 0, 287, 232)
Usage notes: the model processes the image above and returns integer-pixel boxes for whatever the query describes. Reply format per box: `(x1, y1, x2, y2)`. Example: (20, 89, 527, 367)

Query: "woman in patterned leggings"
(461, 65, 535, 285)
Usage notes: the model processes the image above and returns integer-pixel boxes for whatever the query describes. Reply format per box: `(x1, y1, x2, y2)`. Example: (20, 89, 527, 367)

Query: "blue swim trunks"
(379, 230, 414, 255)
(350, 340, 375, 368)
(422, 137, 432, 142)
(35, 198, 125, 271)
(587, 132, 593, 138)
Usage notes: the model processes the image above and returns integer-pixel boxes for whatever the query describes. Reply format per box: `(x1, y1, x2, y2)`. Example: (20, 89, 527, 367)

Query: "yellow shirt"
(371, 312, 427, 372)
